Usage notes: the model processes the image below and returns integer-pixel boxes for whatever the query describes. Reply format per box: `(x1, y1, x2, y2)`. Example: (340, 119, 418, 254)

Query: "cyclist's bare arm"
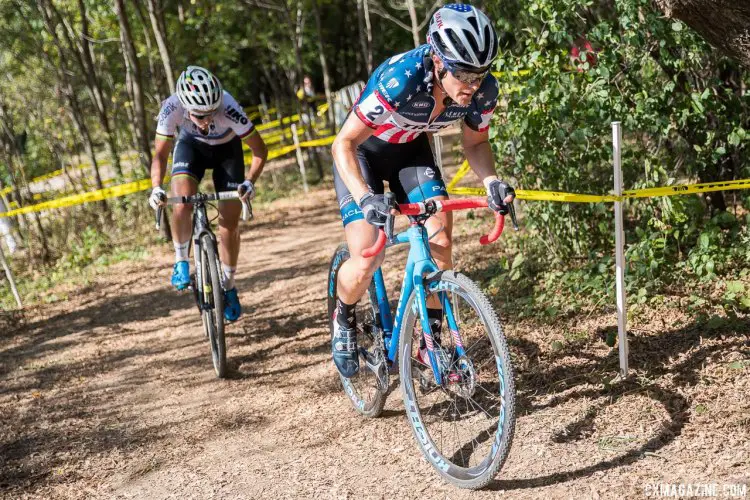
(151, 137, 173, 188)
(461, 123, 500, 191)
(332, 114, 376, 203)
(243, 130, 268, 183)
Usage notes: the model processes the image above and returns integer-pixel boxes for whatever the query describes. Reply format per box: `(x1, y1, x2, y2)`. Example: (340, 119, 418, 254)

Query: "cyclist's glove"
(238, 179, 255, 201)
(487, 180, 515, 215)
(358, 193, 392, 227)
(149, 186, 167, 210)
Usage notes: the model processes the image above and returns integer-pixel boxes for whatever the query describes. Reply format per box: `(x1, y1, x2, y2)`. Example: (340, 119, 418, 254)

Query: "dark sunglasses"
(451, 68, 489, 85)
(190, 112, 212, 120)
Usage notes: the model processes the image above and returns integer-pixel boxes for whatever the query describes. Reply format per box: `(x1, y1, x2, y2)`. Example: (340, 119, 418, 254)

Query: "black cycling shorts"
(333, 134, 448, 226)
(170, 133, 245, 192)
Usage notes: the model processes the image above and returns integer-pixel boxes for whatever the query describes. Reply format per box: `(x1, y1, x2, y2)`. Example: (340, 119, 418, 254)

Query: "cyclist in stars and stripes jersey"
(329, 4, 517, 378)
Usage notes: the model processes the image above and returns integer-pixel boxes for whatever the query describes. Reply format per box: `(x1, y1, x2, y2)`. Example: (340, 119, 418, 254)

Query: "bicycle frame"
(371, 221, 462, 386)
(191, 202, 220, 308)
(362, 196, 512, 387)
(156, 190, 249, 309)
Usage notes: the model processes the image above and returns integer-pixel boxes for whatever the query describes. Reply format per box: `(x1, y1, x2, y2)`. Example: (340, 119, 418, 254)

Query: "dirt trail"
(1, 184, 749, 499)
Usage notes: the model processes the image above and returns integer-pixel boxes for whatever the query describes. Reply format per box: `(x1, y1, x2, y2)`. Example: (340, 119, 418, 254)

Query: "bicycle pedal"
(362, 348, 389, 392)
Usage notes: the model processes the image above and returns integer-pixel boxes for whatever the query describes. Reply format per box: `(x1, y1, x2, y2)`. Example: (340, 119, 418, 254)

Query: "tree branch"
(241, 0, 285, 12)
(417, 0, 443, 31)
(369, 0, 412, 32)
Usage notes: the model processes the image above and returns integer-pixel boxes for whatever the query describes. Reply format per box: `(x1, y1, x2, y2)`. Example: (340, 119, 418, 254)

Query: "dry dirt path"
(1, 186, 749, 499)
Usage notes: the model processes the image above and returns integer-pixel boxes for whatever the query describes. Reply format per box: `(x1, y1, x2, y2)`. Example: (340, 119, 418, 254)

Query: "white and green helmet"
(175, 65, 223, 113)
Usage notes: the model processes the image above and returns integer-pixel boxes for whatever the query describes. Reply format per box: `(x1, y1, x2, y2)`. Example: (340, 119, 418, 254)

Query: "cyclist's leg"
(213, 137, 243, 275)
(332, 150, 385, 376)
(391, 134, 452, 291)
(170, 136, 204, 289)
(334, 157, 385, 305)
(390, 135, 451, 348)
(213, 137, 244, 321)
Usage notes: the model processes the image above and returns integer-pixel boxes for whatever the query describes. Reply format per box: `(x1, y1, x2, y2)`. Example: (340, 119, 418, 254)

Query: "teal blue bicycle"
(327, 194, 517, 489)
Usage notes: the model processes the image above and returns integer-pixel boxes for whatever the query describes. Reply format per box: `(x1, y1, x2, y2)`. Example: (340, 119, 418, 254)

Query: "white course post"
(0, 241, 22, 309)
(291, 123, 309, 193)
(612, 121, 629, 377)
(433, 133, 444, 178)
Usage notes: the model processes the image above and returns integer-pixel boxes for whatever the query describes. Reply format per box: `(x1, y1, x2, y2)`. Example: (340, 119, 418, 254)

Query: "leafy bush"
(480, 0, 750, 316)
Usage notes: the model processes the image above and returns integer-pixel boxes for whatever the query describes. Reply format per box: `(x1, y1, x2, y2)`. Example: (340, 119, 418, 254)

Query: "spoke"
(463, 335, 492, 358)
(474, 384, 503, 412)
(465, 396, 481, 467)
(465, 393, 496, 420)
(452, 401, 467, 466)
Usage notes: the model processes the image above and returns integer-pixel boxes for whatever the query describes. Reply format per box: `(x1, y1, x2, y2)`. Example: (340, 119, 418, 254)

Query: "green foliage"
(481, 0, 750, 316)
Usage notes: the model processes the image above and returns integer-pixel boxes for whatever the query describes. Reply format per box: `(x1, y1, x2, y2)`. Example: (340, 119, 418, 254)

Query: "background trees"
(0, 0, 748, 309)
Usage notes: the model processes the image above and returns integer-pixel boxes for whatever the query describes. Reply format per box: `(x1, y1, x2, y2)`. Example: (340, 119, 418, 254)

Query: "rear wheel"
(200, 234, 226, 378)
(327, 243, 387, 417)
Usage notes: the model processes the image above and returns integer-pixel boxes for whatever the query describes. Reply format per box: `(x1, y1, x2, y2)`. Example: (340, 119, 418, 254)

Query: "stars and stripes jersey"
(155, 91, 256, 146)
(353, 44, 499, 144)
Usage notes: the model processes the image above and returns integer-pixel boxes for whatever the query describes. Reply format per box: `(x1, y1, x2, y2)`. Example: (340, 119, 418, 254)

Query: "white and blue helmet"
(427, 4, 499, 72)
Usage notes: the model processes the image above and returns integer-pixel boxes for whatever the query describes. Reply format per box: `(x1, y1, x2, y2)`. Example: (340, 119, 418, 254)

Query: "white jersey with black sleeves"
(155, 91, 256, 146)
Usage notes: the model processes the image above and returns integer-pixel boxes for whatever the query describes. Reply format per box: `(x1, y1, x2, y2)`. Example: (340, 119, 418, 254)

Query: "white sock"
(222, 264, 236, 290)
(174, 241, 190, 262)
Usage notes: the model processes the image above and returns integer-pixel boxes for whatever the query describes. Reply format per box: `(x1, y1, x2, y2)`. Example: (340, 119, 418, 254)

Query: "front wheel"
(200, 234, 227, 378)
(327, 243, 387, 417)
(399, 271, 516, 489)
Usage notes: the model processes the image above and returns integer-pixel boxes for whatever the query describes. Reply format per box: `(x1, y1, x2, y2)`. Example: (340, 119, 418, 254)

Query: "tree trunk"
(76, 0, 122, 176)
(406, 0, 420, 48)
(35, 1, 107, 196)
(312, 0, 335, 130)
(288, 1, 306, 92)
(146, 0, 176, 92)
(114, 0, 152, 175)
(132, 0, 161, 101)
(43, 0, 123, 177)
(363, 0, 373, 72)
(655, 0, 750, 68)
(357, 0, 369, 73)
(67, 90, 106, 194)
(122, 61, 140, 153)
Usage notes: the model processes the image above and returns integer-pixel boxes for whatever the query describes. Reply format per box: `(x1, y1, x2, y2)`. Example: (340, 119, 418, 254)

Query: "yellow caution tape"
(1, 135, 330, 214)
(446, 159, 750, 203)
(0, 179, 151, 219)
(256, 114, 301, 132)
(447, 185, 616, 203)
(298, 136, 335, 148)
(266, 144, 299, 161)
(448, 179, 750, 203)
(261, 134, 335, 161)
(621, 179, 750, 199)
(446, 161, 471, 192)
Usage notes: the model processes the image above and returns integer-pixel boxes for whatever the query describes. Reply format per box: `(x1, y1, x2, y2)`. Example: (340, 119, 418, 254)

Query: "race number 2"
(366, 105, 385, 123)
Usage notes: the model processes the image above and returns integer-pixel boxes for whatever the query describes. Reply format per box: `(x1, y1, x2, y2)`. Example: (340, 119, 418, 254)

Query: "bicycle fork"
(416, 286, 469, 388)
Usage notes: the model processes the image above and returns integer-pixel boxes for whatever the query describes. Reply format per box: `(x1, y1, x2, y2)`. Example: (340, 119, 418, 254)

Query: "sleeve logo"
(386, 78, 400, 89)
(225, 106, 249, 125)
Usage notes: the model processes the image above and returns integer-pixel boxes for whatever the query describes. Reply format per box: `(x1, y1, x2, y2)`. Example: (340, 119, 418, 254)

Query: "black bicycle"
(156, 191, 251, 378)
